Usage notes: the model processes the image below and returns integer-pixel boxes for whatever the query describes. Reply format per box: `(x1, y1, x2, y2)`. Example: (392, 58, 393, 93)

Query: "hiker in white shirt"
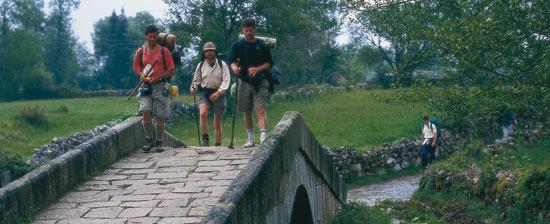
(190, 42, 230, 147)
(421, 116, 438, 167)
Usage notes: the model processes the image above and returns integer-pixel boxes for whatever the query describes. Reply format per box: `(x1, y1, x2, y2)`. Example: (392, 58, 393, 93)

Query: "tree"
(92, 10, 134, 89)
(345, 1, 437, 86)
(0, 0, 53, 101)
(0, 29, 53, 100)
(344, 0, 549, 140)
(43, 0, 80, 86)
(255, 0, 339, 83)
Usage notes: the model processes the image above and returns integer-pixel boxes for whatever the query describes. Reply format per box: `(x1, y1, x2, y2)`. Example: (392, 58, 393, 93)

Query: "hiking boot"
(142, 136, 153, 152)
(244, 138, 255, 148)
(154, 140, 164, 152)
(201, 139, 210, 147)
(260, 134, 267, 144)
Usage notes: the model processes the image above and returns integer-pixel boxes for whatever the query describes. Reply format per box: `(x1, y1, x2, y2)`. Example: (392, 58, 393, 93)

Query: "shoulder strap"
(138, 47, 144, 69)
(160, 46, 167, 70)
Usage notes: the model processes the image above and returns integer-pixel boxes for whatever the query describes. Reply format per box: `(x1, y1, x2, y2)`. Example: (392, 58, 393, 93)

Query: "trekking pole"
(192, 88, 201, 146)
(228, 73, 240, 149)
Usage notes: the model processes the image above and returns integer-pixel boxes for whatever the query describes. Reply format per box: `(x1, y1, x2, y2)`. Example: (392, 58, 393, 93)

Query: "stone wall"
(330, 130, 460, 179)
(0, 117, 184, 224)
(202, 112, 345, 224)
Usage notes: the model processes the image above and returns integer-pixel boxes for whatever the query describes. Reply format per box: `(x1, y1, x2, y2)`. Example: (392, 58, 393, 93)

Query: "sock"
(202, 134, 209, 142)
(260, 129, 268, 141)
(215, 143, 221, 146)
(247, 129, 254, 140)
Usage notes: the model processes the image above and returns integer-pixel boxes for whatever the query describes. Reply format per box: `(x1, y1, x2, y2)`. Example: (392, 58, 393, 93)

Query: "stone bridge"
(0, 112, 345, 224)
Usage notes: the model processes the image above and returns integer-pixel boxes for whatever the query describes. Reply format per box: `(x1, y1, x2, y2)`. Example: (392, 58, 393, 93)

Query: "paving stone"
(35, 208, 89, 220)
(84, 207, 124, 218)
(230, 159, 250, 165)
(189, 206, 210, 216)
(80, 201, 122, 208)
(149, 207, 190, 217)
(34, 146, 259, 224)
(121, 169, 157, 174)
(155, 193, 192, 200)
(33, 220, 57, 224)
(112, 162, 154, 169)
(159, 178, 187, 184)
(157, 166, 195, 172)
(93, 175, 128, 181)
(187, 172, 216, 179)
(194, 166, 234, 172)
(156, 159, 196, 167)
(76, 184, 120, 191)
(196, 155, 218, 161)
(129, 174, 147, 180)
(157, 217, 202, 224)
(120, 200, 160, 208)
(190, 197, 218, 207)
(173, 186, 204, 193)
(126, 217, 160, 224)
(212, 170, 241, 180)
(60, 193, 109, 203)
(133, 188, 170, 195)
(158, 199, 189, 207)
(111, 179, 158, 186)
(147, 172, 188, 179)
(82, 181, 110, 185)
(50, 202, 79, 209)
(111, 194, 156, 202)
(95, 189, 134, 197)
(56, 218, 127, 224)
(197, 160, 231, 166)
(118, 207, 153, 218)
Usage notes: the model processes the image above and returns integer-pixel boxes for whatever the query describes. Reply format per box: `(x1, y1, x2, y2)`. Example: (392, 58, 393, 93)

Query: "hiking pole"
(192, 86, 201, 146)
(128, 60, 158, 101)
(228, 73, 240, 149)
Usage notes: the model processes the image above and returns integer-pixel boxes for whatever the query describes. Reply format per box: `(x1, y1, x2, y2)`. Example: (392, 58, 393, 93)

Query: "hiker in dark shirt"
(229, 18, 273, 148)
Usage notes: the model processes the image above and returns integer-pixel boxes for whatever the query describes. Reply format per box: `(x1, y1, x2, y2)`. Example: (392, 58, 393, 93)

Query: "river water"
(346, 174, 422, 205)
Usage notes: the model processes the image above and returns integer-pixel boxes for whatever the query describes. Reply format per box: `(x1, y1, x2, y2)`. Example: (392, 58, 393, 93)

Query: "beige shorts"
(237, 79, 268, 112)
(137, 82, 171, 118)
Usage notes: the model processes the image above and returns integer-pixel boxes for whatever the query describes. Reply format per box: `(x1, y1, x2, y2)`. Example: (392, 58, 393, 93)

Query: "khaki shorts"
(237, 79, 268, 112)
(137, 82, 171, 118)
(198, 91, 227, 114)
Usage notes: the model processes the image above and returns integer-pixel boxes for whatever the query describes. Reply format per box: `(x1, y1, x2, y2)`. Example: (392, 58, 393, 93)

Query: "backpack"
(137, 33, 182, 79)
(428, 117, 443, 145)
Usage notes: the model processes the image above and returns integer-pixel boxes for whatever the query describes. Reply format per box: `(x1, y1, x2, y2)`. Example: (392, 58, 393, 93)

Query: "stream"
(347, 174, 422, 205)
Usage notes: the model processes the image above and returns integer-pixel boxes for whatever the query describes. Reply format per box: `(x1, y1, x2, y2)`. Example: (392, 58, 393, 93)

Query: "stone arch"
(289, 185, 314, 224)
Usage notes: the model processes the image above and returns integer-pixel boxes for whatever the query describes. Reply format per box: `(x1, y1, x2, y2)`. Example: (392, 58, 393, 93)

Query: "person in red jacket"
(132, 25, 174, 152)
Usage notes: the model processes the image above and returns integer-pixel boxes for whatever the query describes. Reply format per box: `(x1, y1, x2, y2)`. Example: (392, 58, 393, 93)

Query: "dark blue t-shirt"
(229, 38, 273, 84)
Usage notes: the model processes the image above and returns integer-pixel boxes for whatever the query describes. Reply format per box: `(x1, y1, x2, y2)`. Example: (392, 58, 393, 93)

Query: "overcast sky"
(70, 0, 168, 48)
(68, 0, 349, 49)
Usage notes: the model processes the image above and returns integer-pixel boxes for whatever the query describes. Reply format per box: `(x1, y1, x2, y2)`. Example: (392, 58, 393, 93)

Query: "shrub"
(332, 202, 392, 224)
(56, 105, 69, 113)
(18, 105, 47, 126)
(0, 149, 32, 185)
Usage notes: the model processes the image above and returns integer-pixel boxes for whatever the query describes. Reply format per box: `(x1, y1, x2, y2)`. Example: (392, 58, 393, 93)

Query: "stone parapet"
(0, 116, 183, 224)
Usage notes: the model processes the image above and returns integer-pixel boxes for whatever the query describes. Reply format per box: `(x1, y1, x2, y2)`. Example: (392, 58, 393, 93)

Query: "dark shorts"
(237, 79, 268, 112)
(198, 90, 227, 114)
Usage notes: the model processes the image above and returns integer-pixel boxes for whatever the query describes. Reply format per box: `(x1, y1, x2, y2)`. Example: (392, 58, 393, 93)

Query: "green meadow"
(1, 90, 426, 159)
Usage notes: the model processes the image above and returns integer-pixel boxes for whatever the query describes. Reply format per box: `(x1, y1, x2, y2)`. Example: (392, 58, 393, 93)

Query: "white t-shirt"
(422, 122, 437, 144)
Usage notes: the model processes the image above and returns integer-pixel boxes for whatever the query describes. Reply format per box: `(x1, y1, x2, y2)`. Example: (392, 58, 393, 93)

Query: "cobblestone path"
(33, 146, 258, 224)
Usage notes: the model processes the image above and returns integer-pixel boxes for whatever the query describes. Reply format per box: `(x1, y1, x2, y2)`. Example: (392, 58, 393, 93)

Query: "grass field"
(171, 89, 427, 150)
(1, 89, 426, 159)
(0, 97, 140, 158)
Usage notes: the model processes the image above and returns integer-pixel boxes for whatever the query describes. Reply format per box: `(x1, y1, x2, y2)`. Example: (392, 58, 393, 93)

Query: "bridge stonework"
(1, 112, 345, 224)
(203, 112, 345, 224)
